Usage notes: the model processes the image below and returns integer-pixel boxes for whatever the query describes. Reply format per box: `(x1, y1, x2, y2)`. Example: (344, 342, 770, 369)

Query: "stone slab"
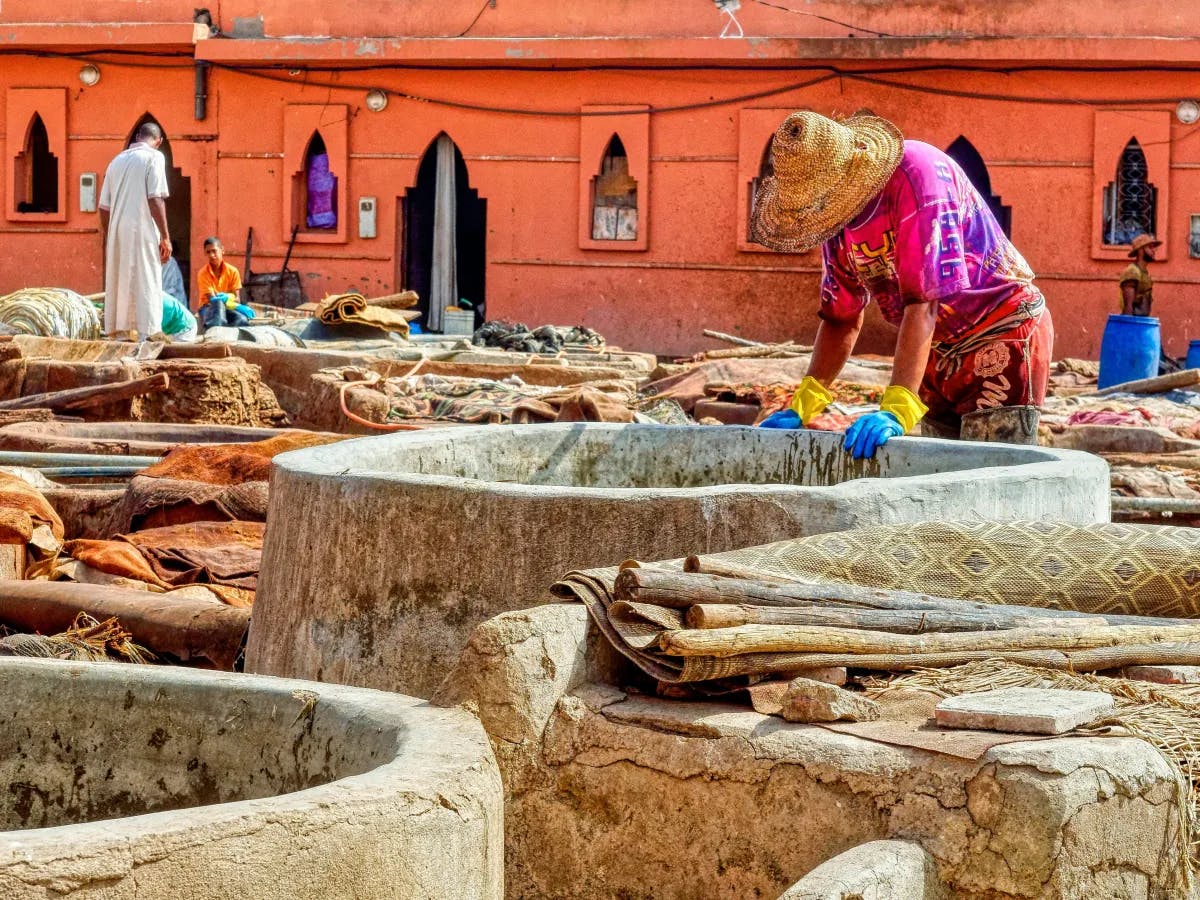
(1123, 665, 1200, 685)
(935, 688, 1115, 735)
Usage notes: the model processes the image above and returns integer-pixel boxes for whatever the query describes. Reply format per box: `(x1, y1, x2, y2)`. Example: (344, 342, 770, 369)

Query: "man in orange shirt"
(196, 236, 242, 308)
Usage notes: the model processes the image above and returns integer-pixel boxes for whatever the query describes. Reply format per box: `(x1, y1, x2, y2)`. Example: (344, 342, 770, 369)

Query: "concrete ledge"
(0, 658, 503, 899)
(249, 423, 1109, 698)
(442, 603, 1185, 900)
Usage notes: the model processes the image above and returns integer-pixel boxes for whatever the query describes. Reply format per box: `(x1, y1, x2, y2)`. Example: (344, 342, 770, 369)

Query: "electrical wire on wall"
(744, 0, 897, 38)
(12, 46, 1200, 123)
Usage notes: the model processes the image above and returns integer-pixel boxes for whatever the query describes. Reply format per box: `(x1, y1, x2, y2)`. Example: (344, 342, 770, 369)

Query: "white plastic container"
(442, 308, 475, 336)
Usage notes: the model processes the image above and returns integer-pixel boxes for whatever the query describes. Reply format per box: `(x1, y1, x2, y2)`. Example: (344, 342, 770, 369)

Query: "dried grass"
(0, 612, 154, 664)
(866, 659, 1200, 895)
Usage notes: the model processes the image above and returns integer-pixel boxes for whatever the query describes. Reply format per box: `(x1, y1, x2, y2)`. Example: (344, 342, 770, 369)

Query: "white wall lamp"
(365, 89, 389, 112)
(78, 64, 101, 87)
(1177, 100, 1199, 125)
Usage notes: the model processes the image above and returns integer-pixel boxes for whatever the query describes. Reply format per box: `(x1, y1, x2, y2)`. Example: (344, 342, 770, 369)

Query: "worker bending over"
(753, 111, 1053, 458)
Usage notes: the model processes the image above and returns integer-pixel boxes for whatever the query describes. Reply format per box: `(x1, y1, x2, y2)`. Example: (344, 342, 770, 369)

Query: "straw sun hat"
(750, 111, 904, 253)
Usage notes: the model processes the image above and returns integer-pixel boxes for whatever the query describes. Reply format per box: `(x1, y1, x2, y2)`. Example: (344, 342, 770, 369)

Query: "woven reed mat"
(551, 522, 1200, 687)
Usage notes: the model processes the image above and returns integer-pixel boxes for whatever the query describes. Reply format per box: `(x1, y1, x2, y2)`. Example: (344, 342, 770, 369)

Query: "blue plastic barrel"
(1187, 340, 1200, 371)
(1098, 314, 1160, 389)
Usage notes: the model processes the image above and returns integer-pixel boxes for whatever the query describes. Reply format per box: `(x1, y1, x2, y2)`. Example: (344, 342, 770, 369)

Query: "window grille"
(1103, 138, 1157, 246)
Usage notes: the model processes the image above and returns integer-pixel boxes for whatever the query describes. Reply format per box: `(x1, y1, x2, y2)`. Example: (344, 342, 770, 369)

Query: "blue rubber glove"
(758, 409, 802, 429)
(844, 411, 904, 460)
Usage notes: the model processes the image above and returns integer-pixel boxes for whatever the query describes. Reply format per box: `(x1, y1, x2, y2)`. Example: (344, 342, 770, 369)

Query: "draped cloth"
(429, 134, 458, 334)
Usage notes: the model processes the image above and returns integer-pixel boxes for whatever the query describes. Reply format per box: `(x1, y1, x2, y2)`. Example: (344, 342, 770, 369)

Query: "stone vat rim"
(268, 422, 1108, 501)
(0, 657, 498, 855)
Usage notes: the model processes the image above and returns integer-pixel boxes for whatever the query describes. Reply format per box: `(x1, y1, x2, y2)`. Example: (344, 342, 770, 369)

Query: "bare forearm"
(808, 314, 864, 385)
(890, 302, 937, 393)
(1121, 284, 1136, 316)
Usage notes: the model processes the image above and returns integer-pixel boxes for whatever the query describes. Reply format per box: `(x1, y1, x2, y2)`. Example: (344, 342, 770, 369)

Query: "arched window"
(591, 134, 638, 241)
(301, 131, 337, 230)
(14, 113, 58, 214)
(945, 136, 1010, 237)
(746, 137, 774, 243)
(1103, 138, 1157, 246)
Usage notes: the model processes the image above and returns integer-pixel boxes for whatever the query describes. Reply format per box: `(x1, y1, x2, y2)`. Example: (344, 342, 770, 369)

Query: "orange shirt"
(197, 261, 243, 303)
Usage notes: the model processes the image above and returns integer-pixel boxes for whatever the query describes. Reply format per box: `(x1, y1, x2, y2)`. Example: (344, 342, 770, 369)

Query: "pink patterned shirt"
(819, 141, 1038, 345)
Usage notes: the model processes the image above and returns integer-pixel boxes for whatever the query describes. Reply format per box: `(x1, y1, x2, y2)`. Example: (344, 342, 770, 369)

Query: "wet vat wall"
(0, 659, 504, 900)
(379, 424, 1059, 489)
(248, 424, 1110, 698)
(0, 659, 398, 830)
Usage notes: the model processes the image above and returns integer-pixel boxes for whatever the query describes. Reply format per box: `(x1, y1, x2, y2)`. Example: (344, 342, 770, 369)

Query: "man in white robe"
(99, 123, 172, 339)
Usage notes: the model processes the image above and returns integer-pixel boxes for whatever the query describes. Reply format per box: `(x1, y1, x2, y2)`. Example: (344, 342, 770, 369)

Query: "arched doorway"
(400, 134, 486, 333)
(945, 136, 1011, 237)
(126, 114, 192, 303)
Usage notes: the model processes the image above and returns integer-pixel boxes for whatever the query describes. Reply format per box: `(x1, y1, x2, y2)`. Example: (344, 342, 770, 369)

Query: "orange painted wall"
(0, 3, 1199, 357)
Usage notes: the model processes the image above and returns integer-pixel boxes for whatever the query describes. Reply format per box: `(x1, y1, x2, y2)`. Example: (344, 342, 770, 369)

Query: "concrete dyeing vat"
(247, 423, 1110, 697)
(0, 658, 502, 899)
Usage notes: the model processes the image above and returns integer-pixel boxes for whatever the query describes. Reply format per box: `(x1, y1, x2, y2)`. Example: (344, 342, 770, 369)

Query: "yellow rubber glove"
(878, 384, 929, 434)
(787, 376, 834, 425)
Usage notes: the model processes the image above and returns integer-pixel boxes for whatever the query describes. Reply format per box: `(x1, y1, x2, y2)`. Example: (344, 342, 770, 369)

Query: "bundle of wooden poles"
(617, 557, 1200, 678)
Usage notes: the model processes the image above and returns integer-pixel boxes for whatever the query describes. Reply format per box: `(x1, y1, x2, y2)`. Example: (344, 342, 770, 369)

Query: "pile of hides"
(473, 321, 605, 354)
(0, 288, 101, 340)
(34, 521, 262, 607)
(374, 373, 639, 425)
(121, 431, 344, 530)
(1048, 357, 1100, 394)
(1039, 373, 1200, 509)
(641, 356, 888, 418)
(0, 470, 64, 556)
(554, 521, 1200, 690)
(1042, 393, 1200, 441)
(316, 291, 419, 338)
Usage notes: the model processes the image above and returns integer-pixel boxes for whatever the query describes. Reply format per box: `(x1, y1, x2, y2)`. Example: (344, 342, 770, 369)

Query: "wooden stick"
(702, 329, 765, 348)
(658, 622, 1200, 659)
(684, 604, 1105, 633)
(676, 643, 1200, 680)
(683, 555, 796, 584)
(700, 344, 808, 360)
(617, 568, 1189, 626)
(0, 373, 169, 411)
(1090, 367, 1200, 396)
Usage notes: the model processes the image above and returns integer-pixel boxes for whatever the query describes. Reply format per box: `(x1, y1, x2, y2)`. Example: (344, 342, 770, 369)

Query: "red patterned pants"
(920, 308, 1054, 433)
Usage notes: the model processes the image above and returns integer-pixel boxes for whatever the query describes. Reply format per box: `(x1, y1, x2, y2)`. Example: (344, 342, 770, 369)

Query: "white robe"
(99, 143, 169, 337)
